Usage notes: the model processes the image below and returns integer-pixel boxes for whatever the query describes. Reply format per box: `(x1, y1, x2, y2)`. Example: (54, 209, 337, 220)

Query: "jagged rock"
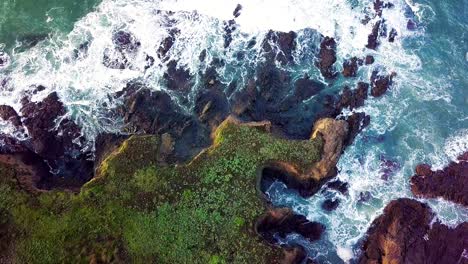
(112, 30, 141, 52)
(163, 60, 193, 91)
(367, 20, 382, 50)
(309, 118, 349, 180)
(358, 198, 468, 264)
(316, 37, 337, 79)
(342, 112, 370, 147)
(322, 198, 340, 211)
(256, 208, 325, 244)
(337, 82, 369, 110)
(233, 4, 242, 18)
(262, 30, 297, 65)
(388, 28, 398, 42)
(411, 152, 468, 206)
(365, 55, 375, 65)
(371, 71, 395, 97)
(158, 28, 179, 60)
(20, 92, 93, 188)
(0, 105, 22, 128)
(223, 19, 237, 48)
(326, 179, 349, 194)
(342, 57, 362, 77)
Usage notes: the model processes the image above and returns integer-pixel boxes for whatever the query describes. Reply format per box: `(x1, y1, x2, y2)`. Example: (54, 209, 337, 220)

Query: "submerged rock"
(358, 198, 468, 264)
(316, 37, 337, 79)
(322, 198, 340, 211)
(365, 55, 375, 65)
(112, 30, 141, 52)
(411, 152, 468, 206)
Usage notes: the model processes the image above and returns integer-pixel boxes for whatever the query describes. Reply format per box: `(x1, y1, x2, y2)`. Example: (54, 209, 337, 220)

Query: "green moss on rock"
(0, 119, 323, 263)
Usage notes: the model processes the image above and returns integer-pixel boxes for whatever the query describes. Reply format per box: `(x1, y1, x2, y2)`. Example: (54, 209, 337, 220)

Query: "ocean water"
(0, 0, 467, 263)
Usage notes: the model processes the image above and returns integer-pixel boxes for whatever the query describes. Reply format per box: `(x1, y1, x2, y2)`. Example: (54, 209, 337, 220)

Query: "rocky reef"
(411, 152, 468, 206)
(357, 198, 468, 264)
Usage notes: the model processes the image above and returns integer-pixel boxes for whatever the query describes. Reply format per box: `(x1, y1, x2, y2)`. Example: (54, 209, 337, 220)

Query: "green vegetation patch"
(0, 120, 323, 263)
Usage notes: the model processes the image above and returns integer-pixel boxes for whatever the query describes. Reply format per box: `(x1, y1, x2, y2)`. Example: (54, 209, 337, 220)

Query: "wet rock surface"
(342, 57, 362, 77)
(262, 30, 297, 65)
(257, 208, 325, 244)
(316, 37, 337, 79)
(358, 198, 468, 264)
(371, 71, 395, 97)
(411, 152, 468, 206)
(0, 105, 22, 128)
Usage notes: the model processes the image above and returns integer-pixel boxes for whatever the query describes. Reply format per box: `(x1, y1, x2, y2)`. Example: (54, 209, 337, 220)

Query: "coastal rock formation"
(316, 37, 337, 79)
(342, 57, 362, 77)
(371, 71, 395, 97)
(309, 118, 348, 181)
(262, 30, 297, 65)
(411, 152, 468, 206)
(358, 198, 468, 264)
(256, 208, 325, 244)
(0, 105, 22, 128)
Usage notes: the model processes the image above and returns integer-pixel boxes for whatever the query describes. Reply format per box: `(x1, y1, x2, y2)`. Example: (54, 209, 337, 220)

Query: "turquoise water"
(0, 0, 466, 263)
(0, 0, 100, 49)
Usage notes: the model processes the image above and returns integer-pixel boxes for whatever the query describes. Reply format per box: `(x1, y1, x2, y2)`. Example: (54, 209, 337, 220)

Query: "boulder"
(364, 55, 375, 65)
(112, 30, 141, 52)
(358, 198, 468, 264)
(233, 4, 242, 18)
(411, 152, 468, 206)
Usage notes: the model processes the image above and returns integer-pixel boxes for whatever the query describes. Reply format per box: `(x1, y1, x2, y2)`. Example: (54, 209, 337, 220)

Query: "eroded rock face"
(358, 198, 468, 264)
(411, 152, 468, 206)
(309, 118, 349, 181)
(316, 37, 337, 79)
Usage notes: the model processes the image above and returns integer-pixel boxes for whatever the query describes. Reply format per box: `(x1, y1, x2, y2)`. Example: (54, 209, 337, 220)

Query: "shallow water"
(0, 0, 467, 263)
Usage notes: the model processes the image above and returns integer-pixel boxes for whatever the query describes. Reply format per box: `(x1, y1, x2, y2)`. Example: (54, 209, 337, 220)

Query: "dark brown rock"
(293, 76, 324, 101)
(366, 20, 382, 50)
(342, 112, 370, 147)
(358, 198, 468, 264)
(0, 105, 22, 127)
(342, 57, 362, 77)
(316, 37, 337, 79)
(365, 55, 375, 65)
(326, 179, 349, 195)
(388, 28, 398, 42)
(322, 198, 340, 211)
(411, 152, 468, 206)
(337, 82, 369, 110)
(371, 71, 395, 97)
(163, 60, 193, 92)
(233, 4, 242, 18)
(256, 208, 325, 244)
(262, 30, 297, 65)
(157, 28, 180, 60)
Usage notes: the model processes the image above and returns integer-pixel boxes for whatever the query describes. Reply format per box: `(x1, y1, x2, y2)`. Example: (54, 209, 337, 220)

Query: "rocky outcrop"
(256, 208, 325, 244)
(358, 198, 468, 264)
(411, 152, 468, 206)
(262, 30, 297, 65)
(371, 71, 395, 97)
(309, 118, 349, 181)
(0, 105, 22, 128)
(342, 57, 362, 77)
(367, 20, 382, 50)
(316, 37, 337, 79)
